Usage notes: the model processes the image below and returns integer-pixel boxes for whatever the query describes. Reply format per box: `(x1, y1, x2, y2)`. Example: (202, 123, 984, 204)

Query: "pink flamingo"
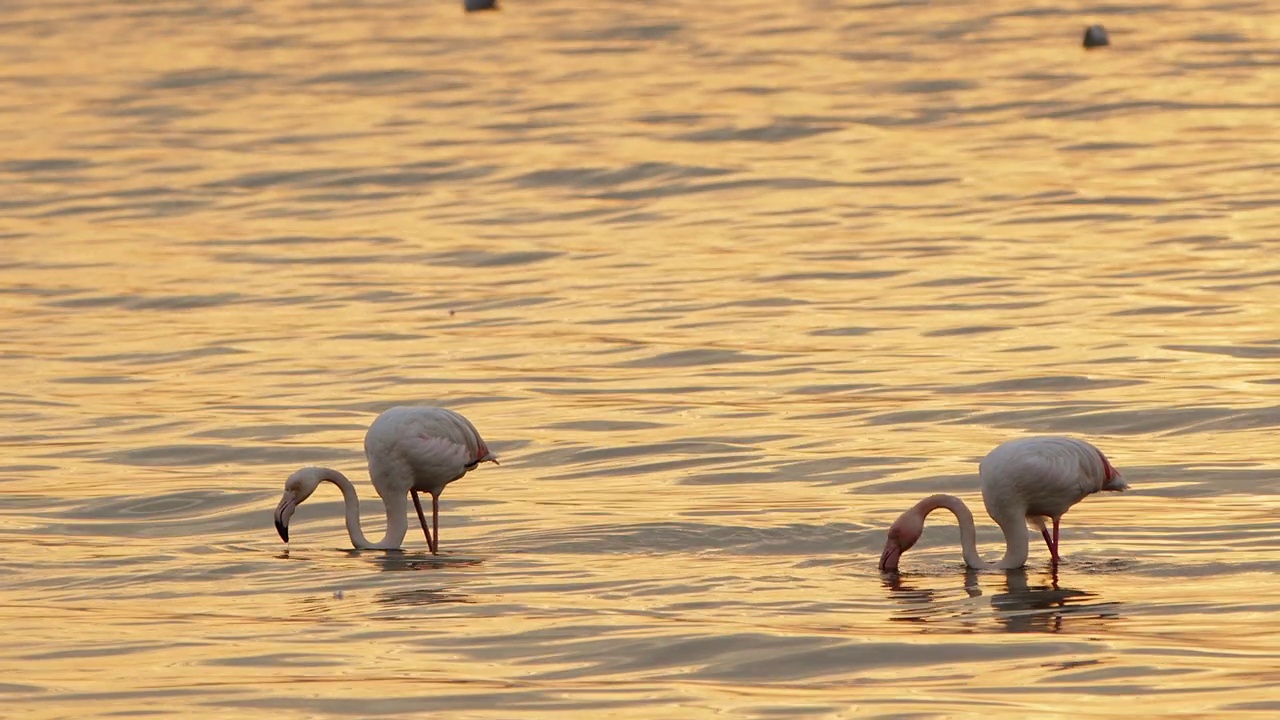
(273, 406, 498, 553)
(879, 437, 1128, 571)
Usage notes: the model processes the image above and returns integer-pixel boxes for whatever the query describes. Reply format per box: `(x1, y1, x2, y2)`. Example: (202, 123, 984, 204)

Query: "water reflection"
(884, 567, 1123, 633)
(348, 549, 486, 573)
(274, 547, 485, 574)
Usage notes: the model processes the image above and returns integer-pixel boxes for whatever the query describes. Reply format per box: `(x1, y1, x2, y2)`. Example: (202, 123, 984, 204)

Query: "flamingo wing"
(401, 432, 474, 483)
(982, 437, 1114, 518)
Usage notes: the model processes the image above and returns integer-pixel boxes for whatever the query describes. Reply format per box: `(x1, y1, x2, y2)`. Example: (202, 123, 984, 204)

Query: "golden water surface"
(2, 0, 1279, 717)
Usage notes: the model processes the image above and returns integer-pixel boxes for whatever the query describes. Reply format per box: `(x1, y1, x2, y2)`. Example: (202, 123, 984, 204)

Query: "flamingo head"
(274, 467, 325, 543)
(879, 508, 925, 573)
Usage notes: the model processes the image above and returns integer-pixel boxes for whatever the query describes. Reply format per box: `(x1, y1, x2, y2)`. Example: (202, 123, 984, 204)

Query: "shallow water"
(2, 0, 1279, 716)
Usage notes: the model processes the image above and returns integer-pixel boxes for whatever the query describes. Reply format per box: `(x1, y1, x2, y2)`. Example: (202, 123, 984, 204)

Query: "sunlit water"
(2, 0, 1279, 716)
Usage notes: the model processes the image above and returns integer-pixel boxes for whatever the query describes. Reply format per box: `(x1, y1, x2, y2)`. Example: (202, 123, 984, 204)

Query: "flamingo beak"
(879, 539, 902, 573)
(274, 495, 296, 543)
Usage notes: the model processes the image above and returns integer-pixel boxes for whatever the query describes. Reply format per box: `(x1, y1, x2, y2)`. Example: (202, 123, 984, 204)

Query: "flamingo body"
(365, 406, 494, 499)
(273, 406, 497, 553)
(879, 436, 1127, 572)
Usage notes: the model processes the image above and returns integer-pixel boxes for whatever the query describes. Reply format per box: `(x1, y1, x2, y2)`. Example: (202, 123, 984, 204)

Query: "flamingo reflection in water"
(884, 567, 1123, 633)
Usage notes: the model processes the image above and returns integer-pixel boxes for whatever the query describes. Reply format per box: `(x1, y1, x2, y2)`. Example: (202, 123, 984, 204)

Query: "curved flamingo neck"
(318, 469, 408, 550)
(914, 494, 1028, 569)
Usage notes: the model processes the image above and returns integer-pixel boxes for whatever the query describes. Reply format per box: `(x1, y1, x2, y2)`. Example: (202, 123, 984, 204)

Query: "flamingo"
(878, 437, 1128, 572)
(273, 406, 498, 553)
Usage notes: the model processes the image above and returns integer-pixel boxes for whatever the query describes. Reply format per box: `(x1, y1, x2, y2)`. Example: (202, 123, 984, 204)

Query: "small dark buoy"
(465, 0, 499, 11)
(1083, 24, 1109, 48)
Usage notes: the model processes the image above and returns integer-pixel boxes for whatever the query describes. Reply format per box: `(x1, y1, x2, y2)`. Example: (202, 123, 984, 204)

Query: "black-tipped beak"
(274, 496, 295, 543)
(879, 540, 902, 573)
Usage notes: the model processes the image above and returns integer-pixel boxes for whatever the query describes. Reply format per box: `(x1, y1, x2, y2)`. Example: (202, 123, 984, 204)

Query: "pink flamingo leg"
(1040, 527, 1056, 558)
(431, 494, 440, 555)
(1052, 517, 1061, 562)
(411, 490, 435, 552)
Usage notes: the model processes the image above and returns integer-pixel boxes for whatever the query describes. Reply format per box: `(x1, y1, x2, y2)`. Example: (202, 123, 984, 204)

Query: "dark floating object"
(465, 0, 499, 11)
(1083, 24, 1109, 48)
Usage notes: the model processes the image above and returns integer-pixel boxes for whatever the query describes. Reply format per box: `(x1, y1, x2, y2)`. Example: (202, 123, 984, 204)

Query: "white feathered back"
(980, 436, 1127, 521)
